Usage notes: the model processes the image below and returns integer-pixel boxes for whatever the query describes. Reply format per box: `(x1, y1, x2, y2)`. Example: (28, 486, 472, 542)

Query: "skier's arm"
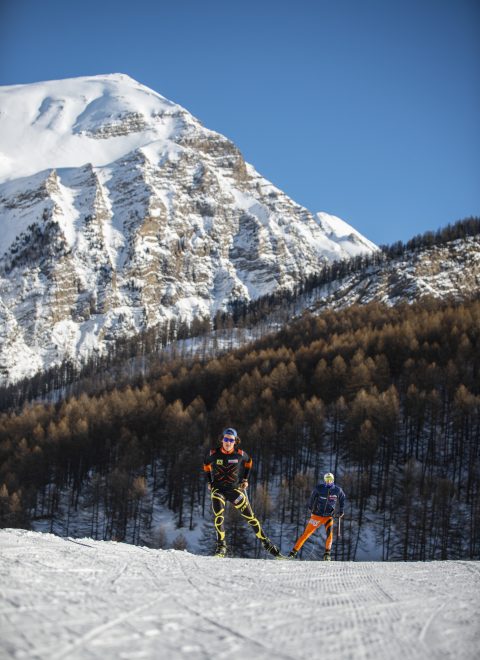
(203, 454, 214, 489)
(307, 487, 319, 512)
(243, 453, 253, 480)
(240, 452, 253, 489)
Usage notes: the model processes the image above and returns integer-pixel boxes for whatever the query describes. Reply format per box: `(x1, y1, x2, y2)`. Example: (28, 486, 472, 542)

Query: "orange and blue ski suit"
(293, 482, 345, 553)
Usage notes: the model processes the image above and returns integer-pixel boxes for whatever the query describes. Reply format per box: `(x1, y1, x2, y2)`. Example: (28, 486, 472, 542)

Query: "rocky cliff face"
(303, 236, 480, 314)
(0, 74, 377, 384)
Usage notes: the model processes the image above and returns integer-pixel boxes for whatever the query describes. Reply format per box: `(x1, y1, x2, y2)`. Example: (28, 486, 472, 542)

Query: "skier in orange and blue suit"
(289, 472, 345, 560)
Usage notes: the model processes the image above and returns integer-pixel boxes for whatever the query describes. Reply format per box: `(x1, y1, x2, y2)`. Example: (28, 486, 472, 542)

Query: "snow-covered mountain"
(1, 529, 479, 660)
(0, 74, 377, 384)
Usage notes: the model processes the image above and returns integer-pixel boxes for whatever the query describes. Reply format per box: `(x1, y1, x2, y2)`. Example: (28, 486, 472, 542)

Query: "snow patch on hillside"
(315, 211, 378, 256)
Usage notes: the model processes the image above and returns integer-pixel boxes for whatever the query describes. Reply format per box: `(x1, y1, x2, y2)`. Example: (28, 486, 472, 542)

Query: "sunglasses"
(223, 436, 236, 443)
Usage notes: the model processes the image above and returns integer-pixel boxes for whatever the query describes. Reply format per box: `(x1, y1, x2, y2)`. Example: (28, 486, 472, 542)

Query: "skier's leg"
(324, 517, 334, 557)
(210, 488, 227, 551)
(291, 514, 323, 553)
(229, 489, 280, 556)
(231, 489, 267, 541)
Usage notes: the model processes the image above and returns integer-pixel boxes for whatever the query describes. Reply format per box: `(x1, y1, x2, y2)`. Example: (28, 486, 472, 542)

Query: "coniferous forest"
(1, 297, 479, 560)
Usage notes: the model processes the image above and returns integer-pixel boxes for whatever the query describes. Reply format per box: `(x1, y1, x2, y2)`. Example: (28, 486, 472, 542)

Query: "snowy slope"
(1, 529, 479, 660)
(315, 211, 377, 257)
(0, 74, 190, 182)
(0, 74, 377, 385)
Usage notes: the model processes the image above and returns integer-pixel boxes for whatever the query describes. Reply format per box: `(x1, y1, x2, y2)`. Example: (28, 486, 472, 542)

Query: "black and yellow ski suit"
(203, 446, 277, 554)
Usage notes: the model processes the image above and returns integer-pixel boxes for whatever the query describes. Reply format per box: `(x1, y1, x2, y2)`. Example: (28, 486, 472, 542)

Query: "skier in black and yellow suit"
(203, 427, 281, 558)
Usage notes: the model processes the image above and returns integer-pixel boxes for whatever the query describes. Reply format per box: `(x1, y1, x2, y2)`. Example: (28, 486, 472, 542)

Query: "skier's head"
(221, 427, 239, 451)
(323, 472, 335, 486)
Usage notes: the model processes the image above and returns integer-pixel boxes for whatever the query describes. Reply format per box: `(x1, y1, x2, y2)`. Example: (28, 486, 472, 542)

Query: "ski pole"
(337, 515, 342, 540)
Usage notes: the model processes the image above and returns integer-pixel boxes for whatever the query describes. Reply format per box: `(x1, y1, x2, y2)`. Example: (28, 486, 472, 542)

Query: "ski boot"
(214, 542, 227, 558)
(262, 539, 282, 558)
(323, 550, 331, 561)
(288, 549, 298, 559)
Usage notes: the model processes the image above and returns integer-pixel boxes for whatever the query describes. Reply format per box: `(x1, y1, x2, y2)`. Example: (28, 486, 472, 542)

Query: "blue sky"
(1, 0, 479, 245)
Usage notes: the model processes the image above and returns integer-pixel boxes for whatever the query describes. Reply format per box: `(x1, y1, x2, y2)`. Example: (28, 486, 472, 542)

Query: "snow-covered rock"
(0, 74, 377, 384)
(1, 528, 478, 659)
(304, 236, 480, 313)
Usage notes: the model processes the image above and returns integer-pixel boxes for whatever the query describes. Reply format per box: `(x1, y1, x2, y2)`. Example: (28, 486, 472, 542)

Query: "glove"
(207, 483, 212, 491)
(238, 480, 248, 490)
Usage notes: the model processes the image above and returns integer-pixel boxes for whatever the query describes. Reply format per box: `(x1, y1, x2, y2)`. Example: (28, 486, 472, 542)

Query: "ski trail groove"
(458, 560, 480, 577)
(65, 538, 95, 549)
(48, 591, 171, 660)
(170, 553, 297, 660)
(419, 601, 447, 645)
(144, 561, 212, 660)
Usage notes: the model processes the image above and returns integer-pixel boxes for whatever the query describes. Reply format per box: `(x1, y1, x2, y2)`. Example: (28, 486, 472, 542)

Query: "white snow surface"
(1, 529, 479, 660)
(315, 212, 378, 257)
(0, 74, 189, 183)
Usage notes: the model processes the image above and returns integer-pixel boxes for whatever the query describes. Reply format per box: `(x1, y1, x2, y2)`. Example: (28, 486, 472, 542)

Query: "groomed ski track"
(1, 530, 478, 659)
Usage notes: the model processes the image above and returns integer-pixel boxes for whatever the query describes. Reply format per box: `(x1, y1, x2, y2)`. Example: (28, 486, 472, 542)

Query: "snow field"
(1, 530, 479, 659)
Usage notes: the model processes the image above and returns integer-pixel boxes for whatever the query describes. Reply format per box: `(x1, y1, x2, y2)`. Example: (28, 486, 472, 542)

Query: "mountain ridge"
(0, 73, 376, 384)
(1, 219, 479, 401)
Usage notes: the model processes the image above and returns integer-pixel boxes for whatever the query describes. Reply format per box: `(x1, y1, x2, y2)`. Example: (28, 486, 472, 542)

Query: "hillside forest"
(1, 216, 479, 412)
(1, 296, 479, 560)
